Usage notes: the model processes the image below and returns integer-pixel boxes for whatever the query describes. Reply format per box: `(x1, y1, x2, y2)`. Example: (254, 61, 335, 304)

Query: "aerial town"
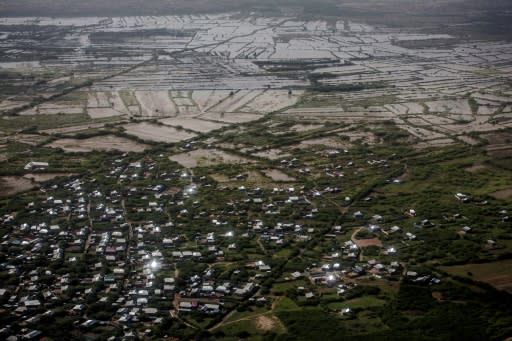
(0, 0, 511, 340)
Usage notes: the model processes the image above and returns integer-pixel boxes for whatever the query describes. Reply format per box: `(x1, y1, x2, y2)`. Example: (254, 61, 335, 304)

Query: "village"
(1, 117, 511, 340)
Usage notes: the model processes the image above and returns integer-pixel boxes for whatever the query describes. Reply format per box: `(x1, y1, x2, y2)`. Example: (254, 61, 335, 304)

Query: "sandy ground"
(199, 112, 264, 123)
(354, 238, 383, 247)
(464, 164, 487, 173)
(135, 91, 177, 117)
(255, 315, 277, 332)
(241, 90, 303, 113)
(253, 148, 291, 160)
(192, 90, 232, 112)
(414, 138, 455, 149)
(339, 131, 379, 145)
(457, 135, 480, 145)
(41, 122, 117, 135)
(442, 260, 512, 293)
(123, 122, 196, 143)
(159, 117, 227, 133)
(0, 100, 27, 111)
(24, 173, 72, 182)
(289, 124, 324, 132)
(9, 134, 48, 145)
(169, 148, 250, 168)
(86, 91, 130, 118)
(0, 176, 36, 196)
(490, 188, 512, 200)
(262, 169, 296, 182)
(296, 137, 349, 149)
(47, 135, 148, 152)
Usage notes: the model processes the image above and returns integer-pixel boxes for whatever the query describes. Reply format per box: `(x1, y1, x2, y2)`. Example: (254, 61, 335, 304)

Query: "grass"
(343, 312, 390, 335)
(273, 297, 301, 312)
(0, 113, 92, 133)
(223, 305, 269, 323)
(327, 296, 386, 310)
(273, 248, 294, 259)
(271, 280, 306, 294)
(217, 317, 275, 338)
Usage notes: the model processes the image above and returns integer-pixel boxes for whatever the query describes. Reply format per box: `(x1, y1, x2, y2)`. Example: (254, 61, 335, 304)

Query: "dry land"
(441, 260, 512, 293)
(46, 135, 148, 153)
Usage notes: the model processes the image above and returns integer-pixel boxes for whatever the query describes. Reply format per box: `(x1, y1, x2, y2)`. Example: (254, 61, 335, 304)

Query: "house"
(234, 283, 255, 296)
(340, 308, 353, 316)
(24, 300, 41, 309)
(389, 225, 401, 234)
(143, 307, 158, 315)
(81, 319, 98, 329)
(22, 330, 42, 340)
(291, 271, 302, 279)
(372, 214, 383, 223)
(179, 301, 193, 312)
(406, 271, 418, 278)
(455, 193, 470, 202)
(201, 303, 220, 314)
(462, 226, 472, 233)
(24, 161, 49, 171)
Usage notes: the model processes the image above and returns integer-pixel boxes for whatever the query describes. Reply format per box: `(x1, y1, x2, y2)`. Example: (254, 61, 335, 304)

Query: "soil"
(262, 169, 296, 182)
(47, 135, 148, 152)
(255, 315, 277, 332)
(464, 164, 486, 173)
(0, 176, 36, 196)
(490, 188, 512, 200)
(169, 148, 250, 168)
(354, 238, 383, 247)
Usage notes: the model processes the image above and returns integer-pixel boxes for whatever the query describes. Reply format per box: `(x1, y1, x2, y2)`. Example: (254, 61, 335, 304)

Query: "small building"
(24, 161, 49, 171)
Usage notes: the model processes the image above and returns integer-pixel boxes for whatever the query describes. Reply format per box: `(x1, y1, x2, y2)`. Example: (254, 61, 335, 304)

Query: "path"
(208, 297, 283, 332)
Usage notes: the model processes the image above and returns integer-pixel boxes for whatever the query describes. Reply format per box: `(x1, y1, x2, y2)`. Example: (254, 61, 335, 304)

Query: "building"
(24, 161, 49, 171)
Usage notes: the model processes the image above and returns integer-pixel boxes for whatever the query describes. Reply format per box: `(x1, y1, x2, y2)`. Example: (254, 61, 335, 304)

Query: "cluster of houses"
(3, 144, 507, 340)
(1, 154, 328, 338)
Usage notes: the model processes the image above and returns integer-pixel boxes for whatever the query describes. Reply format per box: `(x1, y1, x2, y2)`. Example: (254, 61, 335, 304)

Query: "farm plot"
(240, 90, 303, 113)
(9, 134, 48, 146)
(134, 91, 177, 117)
(169, 148, 251, 168)
(20, 103, 84, 116)
(262, 169, 296, 182)
(41, 122, 120, 135)
(397, 124, 448, 141)
(191, 90, 233, 112)
(87, 91, 130, 118)
(123, 122, 196, 143)
(253, 148, 292, 160)
(425, 99, 472, 115)
(23, 173, 73, 182)
(482, 131, 512, 157)
(0, 176, 36, 196)
(159, 117, 227, 133)
(338, 130, 380, 145)
(296, 137, 349, 149)
(207, 90, 263, 113)
(289, 124, 324, 132)
(0, 100, 28, 112)
(441, 260, 512, 293)
(198, 112, 264, 123)
(414, 138, 455, 149)
(46, 135, 148, 153)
